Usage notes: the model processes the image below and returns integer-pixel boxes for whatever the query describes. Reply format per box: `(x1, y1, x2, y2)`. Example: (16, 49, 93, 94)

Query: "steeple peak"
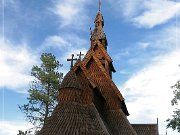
(98, 0, 101, 11)
(91, 4, 107, 50)
(94, 11, 104, 27)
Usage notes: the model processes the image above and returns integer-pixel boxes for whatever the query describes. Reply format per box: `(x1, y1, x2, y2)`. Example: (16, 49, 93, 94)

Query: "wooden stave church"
(37, 5, 159, 135)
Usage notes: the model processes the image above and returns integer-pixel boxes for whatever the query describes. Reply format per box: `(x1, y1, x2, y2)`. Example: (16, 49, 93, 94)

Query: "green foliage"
(17, 129, 35, 135)
(17, 130, 28, 135)
(167, 81, 180, 132)
(19, 53, 63, 130)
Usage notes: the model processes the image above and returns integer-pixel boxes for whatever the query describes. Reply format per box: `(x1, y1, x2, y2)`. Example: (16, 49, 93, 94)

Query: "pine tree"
(19, 53, 63, 131)
(167, 80, 180, 132)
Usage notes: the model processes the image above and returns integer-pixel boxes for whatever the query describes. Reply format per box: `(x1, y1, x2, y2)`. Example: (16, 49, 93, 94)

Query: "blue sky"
(0, 0, 180, 135)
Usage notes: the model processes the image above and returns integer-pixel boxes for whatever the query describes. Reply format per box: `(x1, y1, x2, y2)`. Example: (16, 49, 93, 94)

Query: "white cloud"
(108, 0, 180, 28)
(114, 24, 180, 69)
(0, 38, 37, 93)
(121, 49, 180, 134)
(0, 120, 33, 135)
(44, 35, 69, 48)
(115, 0, 144, 18)
(44, 33, 88, 49)
(138, 42, 150, 49)
(51, 0, 92, 29)
(43, 34, 88, 74)
(133, 0, 180, 28)
(149, 26, 180, 49)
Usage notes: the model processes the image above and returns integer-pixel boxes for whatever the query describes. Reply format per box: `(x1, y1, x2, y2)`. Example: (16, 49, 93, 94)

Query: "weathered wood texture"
(38, 103, 110, 135)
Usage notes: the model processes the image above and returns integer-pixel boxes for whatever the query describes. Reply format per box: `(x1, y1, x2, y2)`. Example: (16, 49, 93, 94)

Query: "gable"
(92, 40, 112, 63)
(84, 57, 121, 110)
(93, 44, 105, 61)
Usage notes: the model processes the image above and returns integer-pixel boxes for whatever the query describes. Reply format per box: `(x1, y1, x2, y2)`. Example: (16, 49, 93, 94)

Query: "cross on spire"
(67, 54, 77, 69)
(98, 0, 101, 11)
(77, 51, 84, 61)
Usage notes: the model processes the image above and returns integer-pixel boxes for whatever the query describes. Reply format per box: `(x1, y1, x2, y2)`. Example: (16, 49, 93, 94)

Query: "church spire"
(91, 0, 108, 50)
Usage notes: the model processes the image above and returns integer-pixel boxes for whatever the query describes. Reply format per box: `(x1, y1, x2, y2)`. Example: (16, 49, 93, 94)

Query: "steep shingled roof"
(37, 103, 110, 135)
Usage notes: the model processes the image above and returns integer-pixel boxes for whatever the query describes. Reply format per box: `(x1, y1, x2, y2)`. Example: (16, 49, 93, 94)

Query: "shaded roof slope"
(132, 124, 159, 135)
(37, 102, 110, 135)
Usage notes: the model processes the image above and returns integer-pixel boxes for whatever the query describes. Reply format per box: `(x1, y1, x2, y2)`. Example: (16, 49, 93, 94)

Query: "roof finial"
(98, 0, 101, 11)
(90, 27, 92, 36)
(67, 54, 77, 69)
